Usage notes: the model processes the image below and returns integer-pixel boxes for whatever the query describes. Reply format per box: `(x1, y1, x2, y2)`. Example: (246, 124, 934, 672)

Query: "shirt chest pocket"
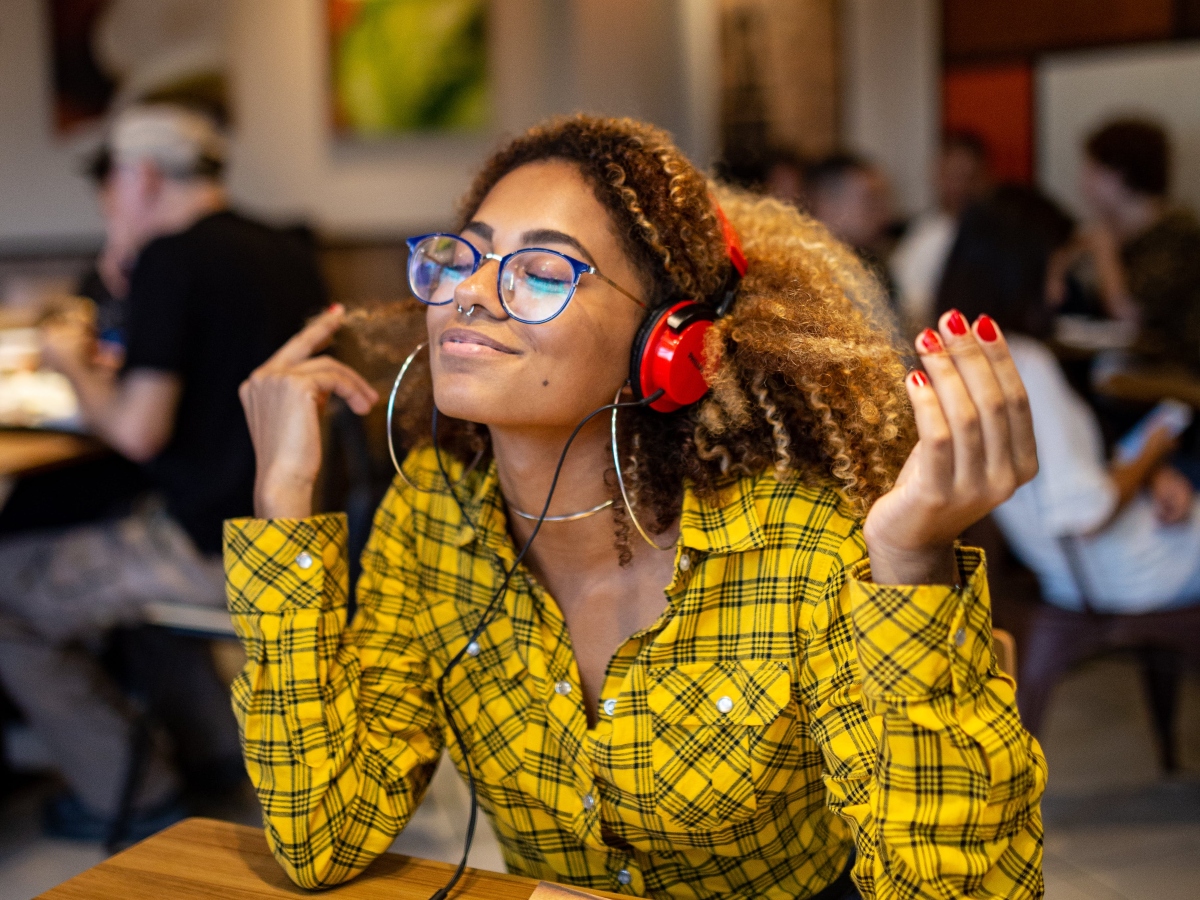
(648, 659, 793, 832)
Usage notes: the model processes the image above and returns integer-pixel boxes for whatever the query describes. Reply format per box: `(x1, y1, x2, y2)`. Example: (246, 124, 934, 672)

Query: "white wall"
(0, 0, 106, 250)
(839, 0, 940, 217)
(0, 0, 719, 250)
(1038, 41, 1200, 220)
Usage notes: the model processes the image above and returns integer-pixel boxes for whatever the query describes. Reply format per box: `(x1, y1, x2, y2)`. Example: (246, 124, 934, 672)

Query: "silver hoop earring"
(456, 303, 477, 317)
(610, 386, 676, 551)
(386, 342, 483, 491)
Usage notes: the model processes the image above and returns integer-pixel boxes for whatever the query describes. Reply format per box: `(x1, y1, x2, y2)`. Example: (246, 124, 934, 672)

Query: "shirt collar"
(678, 474, 766, 555)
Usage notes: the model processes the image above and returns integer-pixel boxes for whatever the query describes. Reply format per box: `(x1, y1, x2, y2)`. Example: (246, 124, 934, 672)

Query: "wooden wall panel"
(944, 0, 1174, 61)
(721, 0, 838, 160)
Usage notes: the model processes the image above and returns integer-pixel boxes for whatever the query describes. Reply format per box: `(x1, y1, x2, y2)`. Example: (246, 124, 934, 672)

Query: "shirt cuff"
(846, 546, 993, 703)
(223, 514, 348, 615)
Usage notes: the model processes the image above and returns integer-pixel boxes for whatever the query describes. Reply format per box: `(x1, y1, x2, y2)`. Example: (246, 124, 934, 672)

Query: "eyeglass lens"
(409, 236, 476, 306)
(409, 235, 580, 323)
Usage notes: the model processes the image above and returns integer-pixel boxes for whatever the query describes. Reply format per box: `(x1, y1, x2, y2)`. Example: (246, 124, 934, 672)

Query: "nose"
(454, 255, 506, 320)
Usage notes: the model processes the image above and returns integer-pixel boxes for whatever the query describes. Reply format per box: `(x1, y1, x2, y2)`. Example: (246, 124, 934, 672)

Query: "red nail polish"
(976, 315, 998, 342)
(918, 328, 943, 354)
(327, 303, 343, 314)
(909, 370, 929, 388)
(946, 310, 968, 336)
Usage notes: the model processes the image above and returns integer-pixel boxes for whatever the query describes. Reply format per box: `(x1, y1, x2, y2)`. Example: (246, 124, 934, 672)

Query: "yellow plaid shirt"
(224, 446, 1045, 899)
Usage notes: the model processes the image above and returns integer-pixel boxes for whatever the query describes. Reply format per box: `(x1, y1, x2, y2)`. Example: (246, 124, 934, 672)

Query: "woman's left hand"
(863, 310, 1039, 585)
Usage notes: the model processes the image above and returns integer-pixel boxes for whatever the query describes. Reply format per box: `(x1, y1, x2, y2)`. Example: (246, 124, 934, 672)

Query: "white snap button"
(603, 698, 617, 716)
(555, 680, 572, 696)
(954, 628, 966, 647)
(617, 869, 632, 885)
(678, 553, 690, 572)
(582, 792, 595, 811)
(295, 551, 313, 570)
(465, 641, 480, 657)
(716, 695, 733, 714)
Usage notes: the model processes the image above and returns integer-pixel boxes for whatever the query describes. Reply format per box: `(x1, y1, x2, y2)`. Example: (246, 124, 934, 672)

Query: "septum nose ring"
(456, 303, 477, 317)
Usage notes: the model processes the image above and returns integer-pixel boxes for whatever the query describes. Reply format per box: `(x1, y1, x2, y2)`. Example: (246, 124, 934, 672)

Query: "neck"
(1110, 195, 1166, 242)
(152, 181, 227, 237)
(488, 417, 673, 572)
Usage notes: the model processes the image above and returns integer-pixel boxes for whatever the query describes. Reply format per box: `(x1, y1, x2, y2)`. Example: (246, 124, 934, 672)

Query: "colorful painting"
(328, 0, 489, 136)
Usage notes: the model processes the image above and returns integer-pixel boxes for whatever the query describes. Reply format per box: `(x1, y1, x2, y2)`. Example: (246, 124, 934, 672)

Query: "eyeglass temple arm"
(590, 270, 648, 310)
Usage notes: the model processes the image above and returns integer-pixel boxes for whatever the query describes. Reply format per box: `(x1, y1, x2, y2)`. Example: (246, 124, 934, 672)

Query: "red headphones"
(629, 205, 748, 412)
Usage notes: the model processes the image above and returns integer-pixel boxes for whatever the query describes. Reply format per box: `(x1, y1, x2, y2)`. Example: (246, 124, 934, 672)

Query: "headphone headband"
(714, 203, 748, 278)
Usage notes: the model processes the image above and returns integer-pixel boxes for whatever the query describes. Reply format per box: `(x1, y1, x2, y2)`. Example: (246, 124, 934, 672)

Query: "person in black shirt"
(0, 105, 324, 839)
(122, 209, 328, 553)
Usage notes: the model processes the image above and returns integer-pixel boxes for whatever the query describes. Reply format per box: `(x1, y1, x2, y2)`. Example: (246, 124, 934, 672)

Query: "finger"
(263, 304, 345, 369)
(937, 309, 1016, 502)
(970, 315, 1039, 486)
(291, 356, 379, 414)
(904, 369, 955, 503)
(294, 356, 379, 403)
(914, 325, 985, 497)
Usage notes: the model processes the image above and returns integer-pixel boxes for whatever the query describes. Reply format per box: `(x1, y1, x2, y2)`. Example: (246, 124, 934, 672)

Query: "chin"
(431, 371, 513, 426)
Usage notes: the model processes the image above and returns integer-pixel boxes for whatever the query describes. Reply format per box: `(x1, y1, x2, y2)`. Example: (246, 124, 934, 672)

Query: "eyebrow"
(520, 229, 597, 266)
(462, 221, 492, 241)
(461, 222, 597, 267)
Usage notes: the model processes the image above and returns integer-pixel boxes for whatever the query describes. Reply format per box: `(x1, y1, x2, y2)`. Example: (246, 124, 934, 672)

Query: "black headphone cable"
(425, 388, 663, 900)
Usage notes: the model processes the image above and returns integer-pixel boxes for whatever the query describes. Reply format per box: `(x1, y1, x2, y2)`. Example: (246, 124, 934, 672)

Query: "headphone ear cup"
(630, 301, 715, 413)
(628, 305, 671, 403)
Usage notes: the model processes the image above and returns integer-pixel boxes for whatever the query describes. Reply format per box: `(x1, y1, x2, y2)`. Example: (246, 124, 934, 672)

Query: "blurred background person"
(1074, 118, 1200, 369)
(760, 145, 807, 209)
(0, 143, 148, 543)
(938, 185, 1200, 615)
(891, 131, 992, 336)
(804, 152, 897, 304)
(0, 104, 326, 841)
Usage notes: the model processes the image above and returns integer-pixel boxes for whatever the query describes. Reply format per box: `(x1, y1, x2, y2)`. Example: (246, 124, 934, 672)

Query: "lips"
(439, 327, 519, 354)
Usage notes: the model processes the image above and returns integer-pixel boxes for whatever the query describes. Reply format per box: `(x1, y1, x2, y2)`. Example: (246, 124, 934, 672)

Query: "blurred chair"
(964, 516, 1200, 773)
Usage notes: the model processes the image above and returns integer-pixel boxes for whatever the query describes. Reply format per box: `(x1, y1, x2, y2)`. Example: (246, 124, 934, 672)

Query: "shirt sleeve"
(223, 484, 444, 889)
(1010, 339, 1117, 536)
(801, 538, 1046, 899)
(123, 239, 191, 373)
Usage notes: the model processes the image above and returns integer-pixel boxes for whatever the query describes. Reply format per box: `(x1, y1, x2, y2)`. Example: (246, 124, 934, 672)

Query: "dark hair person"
(226, 116, 1044, 899)
(939, 187, 1200, 664)
(1086, 119, 1169, 198)
(1078, 118, 1200, 368)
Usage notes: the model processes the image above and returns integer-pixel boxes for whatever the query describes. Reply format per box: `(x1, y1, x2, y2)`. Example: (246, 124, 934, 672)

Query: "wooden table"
(39, 818, 630, 900)
(0, 430, 104, 478)
(1091, 360, 1200, 408)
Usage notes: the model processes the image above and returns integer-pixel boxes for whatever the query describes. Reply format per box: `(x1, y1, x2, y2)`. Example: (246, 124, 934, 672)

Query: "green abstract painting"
(328, 0, 488, 135)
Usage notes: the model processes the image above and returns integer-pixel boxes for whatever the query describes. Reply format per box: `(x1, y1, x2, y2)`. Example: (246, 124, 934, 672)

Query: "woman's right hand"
(240, 304, 379, 519)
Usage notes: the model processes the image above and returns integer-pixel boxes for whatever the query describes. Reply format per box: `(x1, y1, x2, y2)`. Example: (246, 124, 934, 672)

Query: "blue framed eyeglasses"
(405, 232, 647, 325)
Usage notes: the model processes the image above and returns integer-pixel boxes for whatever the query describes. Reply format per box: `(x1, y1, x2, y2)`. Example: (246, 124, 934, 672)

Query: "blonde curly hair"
(365, 114, 915, 558)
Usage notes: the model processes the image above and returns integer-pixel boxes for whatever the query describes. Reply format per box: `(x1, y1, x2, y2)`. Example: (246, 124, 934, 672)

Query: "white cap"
(109, 104, 226, 178)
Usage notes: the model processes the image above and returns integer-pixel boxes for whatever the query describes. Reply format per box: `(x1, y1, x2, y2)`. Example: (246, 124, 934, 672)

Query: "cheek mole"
(542, 380, 550, 387)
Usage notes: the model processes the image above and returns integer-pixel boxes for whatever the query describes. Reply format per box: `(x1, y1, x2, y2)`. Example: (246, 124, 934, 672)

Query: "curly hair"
(356, 114, 914, 559)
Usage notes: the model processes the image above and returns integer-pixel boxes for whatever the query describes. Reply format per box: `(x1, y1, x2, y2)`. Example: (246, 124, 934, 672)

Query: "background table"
(0, 430, 103, 478)
(1091, 363, 1200, 408)
(39, 818, 631, 900)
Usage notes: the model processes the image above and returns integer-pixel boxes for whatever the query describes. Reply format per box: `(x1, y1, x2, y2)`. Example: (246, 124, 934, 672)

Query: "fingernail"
(976, 314, 998, 342)
(327, 303, 344, 314)
(909, 370, 929, 388)
(946, 310, 968, 336)
(917, 328, 943, 354)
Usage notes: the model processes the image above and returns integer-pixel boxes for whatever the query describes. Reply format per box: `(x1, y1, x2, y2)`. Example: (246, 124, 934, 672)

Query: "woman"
(939, 186, 1200, 614)
(228, 116, 1043, 899)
